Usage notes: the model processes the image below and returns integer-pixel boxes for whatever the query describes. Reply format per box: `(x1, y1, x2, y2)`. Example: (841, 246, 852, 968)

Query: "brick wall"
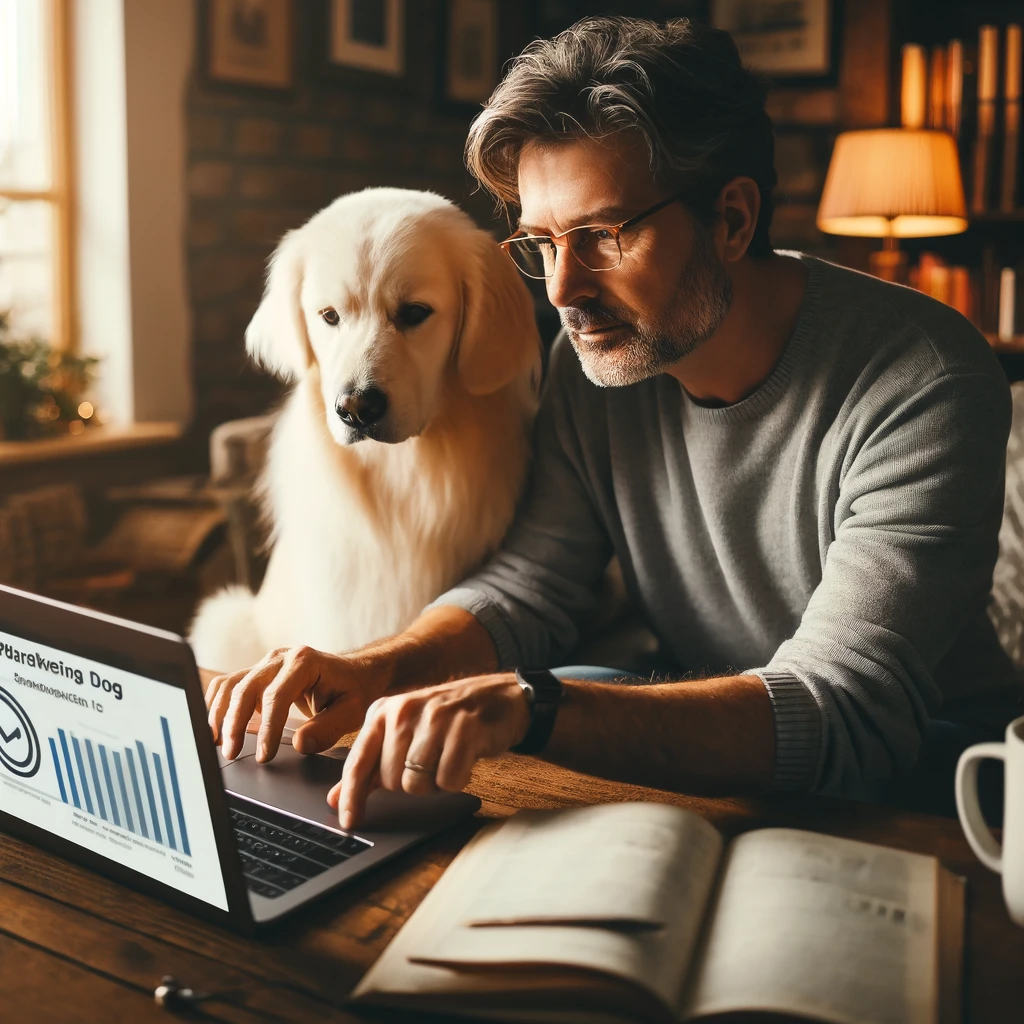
(184, 0, 526, 451)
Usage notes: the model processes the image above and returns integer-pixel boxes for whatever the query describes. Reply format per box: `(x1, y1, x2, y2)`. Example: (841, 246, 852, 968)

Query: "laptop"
(0, 584, 480, 933)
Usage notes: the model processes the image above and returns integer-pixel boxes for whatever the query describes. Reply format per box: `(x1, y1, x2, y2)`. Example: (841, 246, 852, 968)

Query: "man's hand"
(328, 674, 530, 829)
(205, 646, 392, 762)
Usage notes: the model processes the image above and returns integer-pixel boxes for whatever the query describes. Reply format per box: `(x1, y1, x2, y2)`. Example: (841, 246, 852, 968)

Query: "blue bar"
(125, 747, 148, 838)
(71, 736, 94, 815)
(161, 716, 190, 856)
(152, 752, 177, 851)
(58, 730, 80, 809)
(113, 753, 135, 831)
(85, 740, 107, 821)
(99, 745, 120, 828)
(136, 741, 162, 843)
(49, 738, 68, 804)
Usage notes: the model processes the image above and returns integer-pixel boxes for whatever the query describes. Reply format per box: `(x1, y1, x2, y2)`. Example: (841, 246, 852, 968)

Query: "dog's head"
(246, 188, 539, 446)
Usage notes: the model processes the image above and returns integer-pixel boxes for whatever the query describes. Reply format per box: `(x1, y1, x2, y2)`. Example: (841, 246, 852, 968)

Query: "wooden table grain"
(2, 752, 1023, 1023)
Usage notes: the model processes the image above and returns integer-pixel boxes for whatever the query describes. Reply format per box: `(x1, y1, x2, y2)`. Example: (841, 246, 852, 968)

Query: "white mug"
(955, 714, 1024, 926)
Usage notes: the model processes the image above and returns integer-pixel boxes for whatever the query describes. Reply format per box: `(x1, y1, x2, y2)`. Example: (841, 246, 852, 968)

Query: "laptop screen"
(0, 626, 229, 911)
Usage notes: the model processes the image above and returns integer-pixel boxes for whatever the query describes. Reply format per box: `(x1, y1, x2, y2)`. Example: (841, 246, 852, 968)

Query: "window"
(0, 0, 72, 349)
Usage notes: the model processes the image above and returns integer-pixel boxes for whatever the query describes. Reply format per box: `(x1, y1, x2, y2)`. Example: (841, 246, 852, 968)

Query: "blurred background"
(0, 0, 1021, 635)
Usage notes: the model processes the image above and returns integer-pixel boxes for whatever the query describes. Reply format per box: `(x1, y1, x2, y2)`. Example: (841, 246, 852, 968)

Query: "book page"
(681, 828, 940, 1024)
(353, 804, 723, 1021)
(353, 821, 672, 1023)
(412, 804, 723, 1011)
(467, 803, 722, 928)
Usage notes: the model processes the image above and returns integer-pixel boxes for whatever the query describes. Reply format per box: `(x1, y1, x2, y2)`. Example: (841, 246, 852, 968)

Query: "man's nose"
(336, 386, 388, 427)
(545, 247, 600, 310)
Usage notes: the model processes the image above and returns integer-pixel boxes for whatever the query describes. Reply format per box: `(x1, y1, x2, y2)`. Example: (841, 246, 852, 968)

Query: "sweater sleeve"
(749, 369, 1011, 796)
(426, 338, 614, 667)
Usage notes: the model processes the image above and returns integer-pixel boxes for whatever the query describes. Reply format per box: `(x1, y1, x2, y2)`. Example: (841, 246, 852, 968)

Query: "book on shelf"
(958, 36, 977, 172)
(1000, 267, 1019, 342)
(351, 802, 964, 1024)
(928, 45, 946, 129)
(971, 25, 1000, 214)
(983, 246, 1002, 333)
(1002, 24, 1022, 212)
(901, 43, 927, 128)
(947, 39, 964, 139)
(949, 266, 972, 320)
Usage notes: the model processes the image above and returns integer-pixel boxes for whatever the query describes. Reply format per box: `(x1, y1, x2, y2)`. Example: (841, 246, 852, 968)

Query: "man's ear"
(456, 229, 541, 396)
(716, 177, 760, 262)
(245, 230, 314, 380)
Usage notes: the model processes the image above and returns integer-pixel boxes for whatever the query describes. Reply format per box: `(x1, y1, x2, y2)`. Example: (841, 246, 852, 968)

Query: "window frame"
(0, 0, 75, 351)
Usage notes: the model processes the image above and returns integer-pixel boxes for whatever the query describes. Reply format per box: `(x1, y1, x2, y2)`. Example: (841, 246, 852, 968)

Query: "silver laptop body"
(0, 584, 480, 932)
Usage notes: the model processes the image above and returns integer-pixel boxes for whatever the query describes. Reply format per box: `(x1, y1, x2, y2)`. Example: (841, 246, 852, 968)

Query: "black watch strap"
(510, 668, 563, 755)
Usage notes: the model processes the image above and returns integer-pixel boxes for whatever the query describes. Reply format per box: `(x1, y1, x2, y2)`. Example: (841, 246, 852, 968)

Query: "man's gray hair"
(466, 16, 777, 257)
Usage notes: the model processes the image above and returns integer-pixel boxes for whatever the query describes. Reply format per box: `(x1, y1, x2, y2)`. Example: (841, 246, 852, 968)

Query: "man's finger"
(207, 669, 250, 742)
(204, 672, 227, 711)
(434, 711, 482, 793)
(377, 698, 422, 790)
(337, 702, 388, 829)
(220, 657, 286, 759)
(400, 703, 450, 796)
(291, 691, 365, 754)
(327, 769, 379, 812)
(256, 648, 321, 762)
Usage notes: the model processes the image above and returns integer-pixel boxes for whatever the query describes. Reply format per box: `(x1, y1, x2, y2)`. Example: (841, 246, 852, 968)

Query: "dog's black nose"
(336, 387, 388, 427)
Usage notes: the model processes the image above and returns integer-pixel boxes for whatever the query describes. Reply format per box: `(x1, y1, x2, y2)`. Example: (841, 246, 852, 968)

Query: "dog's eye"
(319, 307, 341, 326)
(396, 303, 433, 329)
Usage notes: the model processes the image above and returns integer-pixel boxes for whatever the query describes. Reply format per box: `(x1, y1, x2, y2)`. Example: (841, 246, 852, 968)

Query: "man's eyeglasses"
(500, 194, 680, 280)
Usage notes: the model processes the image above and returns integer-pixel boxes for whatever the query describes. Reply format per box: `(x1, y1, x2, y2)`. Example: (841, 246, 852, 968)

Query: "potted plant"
(0, 311, 100, 441)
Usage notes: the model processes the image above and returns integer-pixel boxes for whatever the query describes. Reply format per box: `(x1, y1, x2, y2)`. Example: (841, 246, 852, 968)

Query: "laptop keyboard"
(227, 795, 371, 899)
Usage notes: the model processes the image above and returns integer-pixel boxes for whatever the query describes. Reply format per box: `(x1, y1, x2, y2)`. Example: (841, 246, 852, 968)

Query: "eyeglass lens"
(507, 227, 622, 279)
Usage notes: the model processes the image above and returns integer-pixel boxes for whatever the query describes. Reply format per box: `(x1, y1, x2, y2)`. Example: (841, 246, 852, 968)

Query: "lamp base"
(869, 247, 908, 284)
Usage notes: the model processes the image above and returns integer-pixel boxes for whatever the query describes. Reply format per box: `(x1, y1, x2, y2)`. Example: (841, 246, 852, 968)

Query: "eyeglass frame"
(499, 194, 682, 279)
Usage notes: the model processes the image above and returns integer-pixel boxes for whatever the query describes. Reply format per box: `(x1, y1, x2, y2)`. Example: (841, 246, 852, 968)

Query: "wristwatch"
(510, 668, 563, 754)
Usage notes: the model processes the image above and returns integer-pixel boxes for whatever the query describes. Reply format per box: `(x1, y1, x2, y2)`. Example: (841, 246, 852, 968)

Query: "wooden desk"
(2, 753, 1023, 1023)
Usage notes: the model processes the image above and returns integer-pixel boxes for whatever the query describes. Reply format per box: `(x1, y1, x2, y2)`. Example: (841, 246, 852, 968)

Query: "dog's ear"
(245, 231, 314, 380)
(456, 229, 541, 396)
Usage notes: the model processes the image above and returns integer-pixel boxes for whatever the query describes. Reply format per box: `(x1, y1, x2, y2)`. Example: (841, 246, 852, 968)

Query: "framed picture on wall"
(444, 0, 498, 105)
(711, 0, 836, 82)
(206, 0, 294, 90)
(329, 0, 405, 76)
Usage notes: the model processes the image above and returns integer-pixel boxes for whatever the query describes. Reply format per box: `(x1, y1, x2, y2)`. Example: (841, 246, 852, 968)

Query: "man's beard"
(559, 222, 733, 387)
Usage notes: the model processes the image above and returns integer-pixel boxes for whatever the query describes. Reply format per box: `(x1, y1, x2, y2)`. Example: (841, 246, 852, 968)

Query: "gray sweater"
(429, 253, 1013, 797)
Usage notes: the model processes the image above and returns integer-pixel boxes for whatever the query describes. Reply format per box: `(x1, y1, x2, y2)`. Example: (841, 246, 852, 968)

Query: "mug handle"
(955, 742, 1005, 873)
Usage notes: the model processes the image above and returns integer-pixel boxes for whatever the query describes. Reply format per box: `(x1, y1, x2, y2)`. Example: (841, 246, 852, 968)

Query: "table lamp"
(816, 128, 968, 282)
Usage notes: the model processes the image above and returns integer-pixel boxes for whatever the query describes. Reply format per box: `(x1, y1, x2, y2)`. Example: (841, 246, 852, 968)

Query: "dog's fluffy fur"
(189, 188, 540, 673)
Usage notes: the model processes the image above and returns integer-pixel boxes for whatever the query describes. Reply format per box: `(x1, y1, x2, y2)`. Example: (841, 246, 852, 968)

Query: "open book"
(351, 803, 963, 1024)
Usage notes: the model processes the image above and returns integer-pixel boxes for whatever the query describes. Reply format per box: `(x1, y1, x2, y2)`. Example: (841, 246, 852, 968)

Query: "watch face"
(516, 669, 562, 706)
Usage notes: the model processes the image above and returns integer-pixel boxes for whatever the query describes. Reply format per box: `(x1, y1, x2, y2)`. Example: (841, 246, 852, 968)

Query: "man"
(207, 17, 1014, 828)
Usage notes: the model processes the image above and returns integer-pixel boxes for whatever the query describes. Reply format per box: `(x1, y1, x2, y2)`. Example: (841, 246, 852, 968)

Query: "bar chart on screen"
(48, 716, 191, 856)
(1, 625, 229, 910)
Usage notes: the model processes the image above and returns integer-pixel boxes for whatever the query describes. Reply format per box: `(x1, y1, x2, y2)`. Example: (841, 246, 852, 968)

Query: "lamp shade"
(816, 129, 968, 238)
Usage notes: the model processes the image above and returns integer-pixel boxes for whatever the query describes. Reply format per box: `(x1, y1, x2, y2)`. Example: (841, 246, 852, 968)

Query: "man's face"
(517, 134, 733, 387)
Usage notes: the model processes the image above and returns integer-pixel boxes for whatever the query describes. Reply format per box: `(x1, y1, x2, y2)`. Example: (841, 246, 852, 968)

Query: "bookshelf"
(892, 1, 1023, 377)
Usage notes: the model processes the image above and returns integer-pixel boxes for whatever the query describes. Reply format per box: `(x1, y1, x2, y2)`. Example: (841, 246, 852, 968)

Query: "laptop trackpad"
(220, 738, 476, 834)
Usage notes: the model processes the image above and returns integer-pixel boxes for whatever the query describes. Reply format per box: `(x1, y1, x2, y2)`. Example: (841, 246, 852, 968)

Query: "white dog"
(189, 188, 541, 674)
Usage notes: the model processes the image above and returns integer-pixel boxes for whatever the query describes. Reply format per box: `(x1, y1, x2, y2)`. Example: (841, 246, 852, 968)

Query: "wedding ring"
(403, 759, 436, 774)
